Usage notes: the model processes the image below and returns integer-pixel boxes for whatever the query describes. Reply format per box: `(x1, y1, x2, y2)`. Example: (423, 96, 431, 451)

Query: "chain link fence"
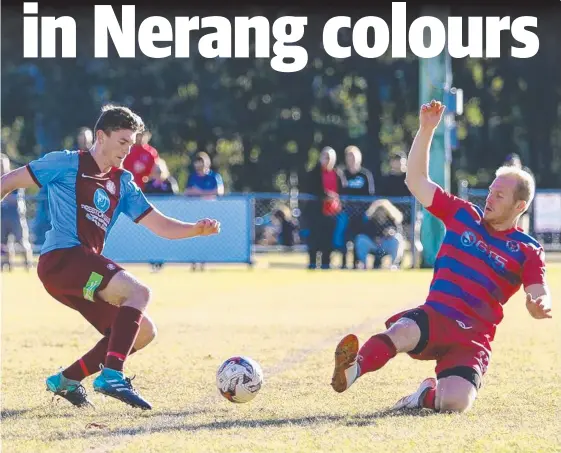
(3, 193, 422, 269)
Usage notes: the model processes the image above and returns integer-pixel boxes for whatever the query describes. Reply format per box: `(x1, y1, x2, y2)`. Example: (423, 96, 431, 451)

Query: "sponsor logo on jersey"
(460, 230, 508, 270)
(93, 188, 110, 214)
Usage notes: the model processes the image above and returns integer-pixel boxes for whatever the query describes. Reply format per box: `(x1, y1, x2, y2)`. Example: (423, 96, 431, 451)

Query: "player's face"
(484, 175, 524, 223)
(99, 129, 136, 168)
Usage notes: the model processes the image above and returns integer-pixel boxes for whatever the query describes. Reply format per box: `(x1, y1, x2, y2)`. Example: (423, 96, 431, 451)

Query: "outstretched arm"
(138, 208, 220, 240)
(1, 167, 37, 201)
(405, 100, 446, 208)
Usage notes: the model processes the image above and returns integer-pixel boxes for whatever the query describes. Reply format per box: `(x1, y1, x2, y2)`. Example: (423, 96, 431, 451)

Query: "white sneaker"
(331, 334, 360, 393)
(391, 377, 437, 410)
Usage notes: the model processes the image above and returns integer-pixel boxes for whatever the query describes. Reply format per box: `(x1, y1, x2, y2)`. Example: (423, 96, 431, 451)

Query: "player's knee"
(384, 318, 421, 353)
(134, 317, 157, 350)
(436, 375, 477, 413)
(437, 392, 474, 413)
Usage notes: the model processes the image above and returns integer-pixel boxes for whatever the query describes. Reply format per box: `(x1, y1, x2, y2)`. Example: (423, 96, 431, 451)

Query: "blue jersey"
(27, 150, 153, 255)
(186, 170, 223, 192)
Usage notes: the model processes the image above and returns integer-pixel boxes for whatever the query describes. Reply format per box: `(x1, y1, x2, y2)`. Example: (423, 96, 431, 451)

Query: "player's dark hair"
(94, 104, 144, 136)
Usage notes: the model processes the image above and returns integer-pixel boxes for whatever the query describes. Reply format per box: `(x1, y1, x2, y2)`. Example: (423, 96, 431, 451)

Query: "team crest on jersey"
(93, 188, 110, 214)
(506, 240, 520, 252)
(461, 230, 477, 246)
(106, 180, 116, 195)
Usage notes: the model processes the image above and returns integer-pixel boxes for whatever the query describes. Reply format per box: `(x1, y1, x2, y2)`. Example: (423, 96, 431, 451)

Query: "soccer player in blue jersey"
(1, 105, 221, 410)
(331, 100, 552, 413)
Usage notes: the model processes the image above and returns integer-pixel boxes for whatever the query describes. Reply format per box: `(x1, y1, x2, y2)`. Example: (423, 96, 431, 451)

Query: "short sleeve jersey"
(27, 150, 153, 255)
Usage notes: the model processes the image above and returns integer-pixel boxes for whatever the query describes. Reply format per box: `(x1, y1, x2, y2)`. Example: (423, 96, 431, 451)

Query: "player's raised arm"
(139, 208, 220, 239)
(405, 100, 446, 208)
(0, 166, 37, 201)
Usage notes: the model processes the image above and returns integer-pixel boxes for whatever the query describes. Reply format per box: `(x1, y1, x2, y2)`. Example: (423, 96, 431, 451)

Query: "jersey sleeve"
(522, 245, 546, 288)
(426, 185, 471, 224)
(26, 151, 76, 187)
(120, 171, 154, 223)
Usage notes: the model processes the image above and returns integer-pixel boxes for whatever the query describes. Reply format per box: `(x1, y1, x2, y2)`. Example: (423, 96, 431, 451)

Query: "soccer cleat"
(93, 367, 152, 410)
(46, 371, 94, 408)
(391, 377, 437, 411)
(331, 334, 360, 393)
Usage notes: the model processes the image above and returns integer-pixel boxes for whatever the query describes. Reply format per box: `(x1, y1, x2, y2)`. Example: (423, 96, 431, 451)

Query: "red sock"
(357, 333, 397, 376)
(422, 388, 436, 409)
(62, 335, 139, 381)
(105, 306, 144, 372)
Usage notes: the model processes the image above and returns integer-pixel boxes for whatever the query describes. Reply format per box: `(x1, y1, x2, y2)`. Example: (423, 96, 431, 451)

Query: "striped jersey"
(27, 150, 154, 256)
(425, 187, 546, 338)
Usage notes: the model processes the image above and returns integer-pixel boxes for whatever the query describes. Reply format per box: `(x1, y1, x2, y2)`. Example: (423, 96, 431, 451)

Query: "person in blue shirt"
(185, 152, 224, 197)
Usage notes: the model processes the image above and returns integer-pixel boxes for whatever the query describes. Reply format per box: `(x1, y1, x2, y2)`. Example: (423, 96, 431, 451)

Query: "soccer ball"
(216, 356, 264, 403)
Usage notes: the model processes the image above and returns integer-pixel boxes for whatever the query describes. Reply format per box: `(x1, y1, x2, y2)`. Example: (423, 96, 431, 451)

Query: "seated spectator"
(144, 158, 179, 195)
(354, 199, 405, 270)
(185, 152, 224, 197)
(272, 207, 298, 248)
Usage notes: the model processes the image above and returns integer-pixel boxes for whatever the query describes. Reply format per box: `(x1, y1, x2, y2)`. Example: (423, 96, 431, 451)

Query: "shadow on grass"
(11, 407, 439, 441)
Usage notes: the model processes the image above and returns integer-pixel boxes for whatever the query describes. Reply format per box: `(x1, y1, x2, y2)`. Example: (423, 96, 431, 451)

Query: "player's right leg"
(331, 309, 425, 393)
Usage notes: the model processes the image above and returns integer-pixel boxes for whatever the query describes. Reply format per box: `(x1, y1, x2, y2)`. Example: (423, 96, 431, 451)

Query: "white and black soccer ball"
(216, 356, 264, 403)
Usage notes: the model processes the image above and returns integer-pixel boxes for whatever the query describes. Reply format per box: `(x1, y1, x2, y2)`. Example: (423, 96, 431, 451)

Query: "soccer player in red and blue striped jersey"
(331, 100, 553, 413)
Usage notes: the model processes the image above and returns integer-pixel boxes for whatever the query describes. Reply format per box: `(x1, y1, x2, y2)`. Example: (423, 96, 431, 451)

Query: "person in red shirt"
(122, 130, 159, 190)
(331, 100, 552, 414)
(304, 147, 346, 269)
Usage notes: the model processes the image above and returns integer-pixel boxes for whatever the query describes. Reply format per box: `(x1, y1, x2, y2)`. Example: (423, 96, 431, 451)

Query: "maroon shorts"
(385, 304, 492, 389)
(37, 245, 124, 336)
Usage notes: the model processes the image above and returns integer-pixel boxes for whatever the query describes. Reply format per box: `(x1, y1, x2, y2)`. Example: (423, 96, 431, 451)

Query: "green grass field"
(1, 259, 560, 453)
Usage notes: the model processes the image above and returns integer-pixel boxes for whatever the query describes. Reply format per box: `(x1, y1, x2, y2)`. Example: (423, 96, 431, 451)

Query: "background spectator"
(144, 158, 179, 195)
(337, 145, 375, 269)
(304, 147, 346, 270)
(1, 153, 33, 271)
(354, 199, 405, 270)
(381, 150, 409, 197)
(76, 127, 93, 151)
(123, 130, 159, 190)
(185, 152, 225, 197)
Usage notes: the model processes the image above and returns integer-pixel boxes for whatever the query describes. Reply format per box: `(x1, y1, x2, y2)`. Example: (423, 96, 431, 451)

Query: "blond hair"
(495, 165, 535, 207)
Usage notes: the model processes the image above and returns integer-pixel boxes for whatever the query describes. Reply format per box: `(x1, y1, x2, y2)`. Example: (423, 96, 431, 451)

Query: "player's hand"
(525, 293, 552, 319)
(195, 218, 220, 236)
(420, 99, 445, 130)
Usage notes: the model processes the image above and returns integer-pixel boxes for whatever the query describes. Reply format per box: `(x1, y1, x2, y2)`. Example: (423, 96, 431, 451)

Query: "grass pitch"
(1, 259, 560, 453)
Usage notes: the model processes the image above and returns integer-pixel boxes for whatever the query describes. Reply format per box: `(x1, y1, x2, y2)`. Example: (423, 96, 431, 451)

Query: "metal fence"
(466, 188, 561, 252)
(2, 193, 421, 269)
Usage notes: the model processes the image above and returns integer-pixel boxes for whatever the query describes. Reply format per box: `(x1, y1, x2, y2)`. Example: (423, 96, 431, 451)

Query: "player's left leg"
(392, 335, 489, 412)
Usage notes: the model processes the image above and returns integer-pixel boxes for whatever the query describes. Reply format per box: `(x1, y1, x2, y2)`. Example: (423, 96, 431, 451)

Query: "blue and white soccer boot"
(93, 367, 152, 410)
(46, 370, 94, 408)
